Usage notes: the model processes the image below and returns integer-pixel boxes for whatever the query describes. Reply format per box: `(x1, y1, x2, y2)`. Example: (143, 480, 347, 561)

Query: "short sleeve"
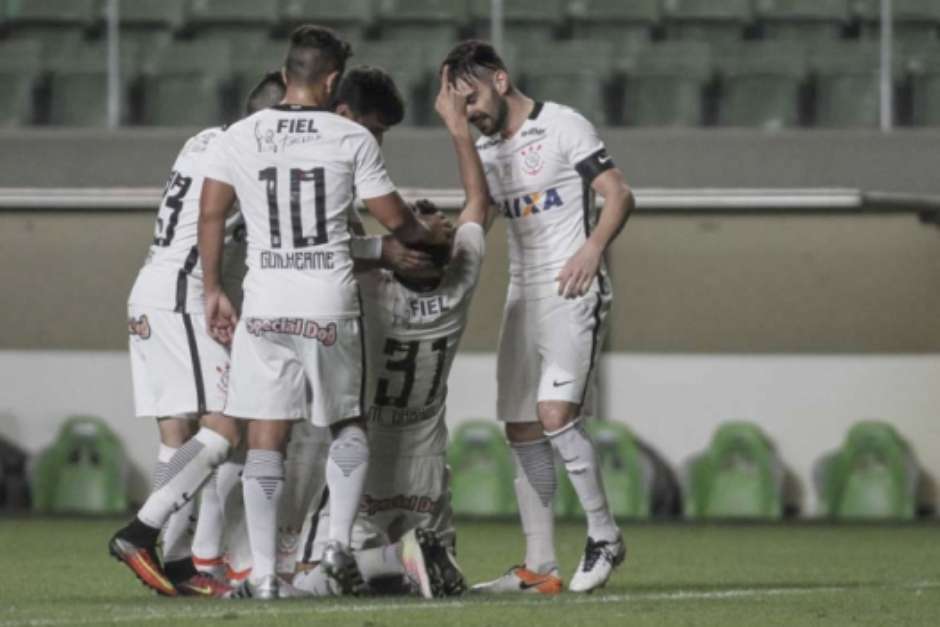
(558, 110, 615, 183)
(353, 132, 396, 200)
(200, 132, 234, 185)
(442, 222, 485, 303)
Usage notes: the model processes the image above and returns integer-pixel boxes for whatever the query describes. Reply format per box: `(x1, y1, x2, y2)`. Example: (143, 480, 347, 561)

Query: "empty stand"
(47, 40, 139, 126)
(662, 0, 753, 43)
(468, 0, 566, 45)
(279, 0, 375, 45)
(2, 0, 99, 66)
(0, 39, 42, 126)
(139, 39, 232, 126)
(567, 0, 661, 53)
(908, 45, 940, 126)
(375, 0, 468, 49)
(521, 40, 616, 125)
(811, 41, 888, 127)
(620, 41, 713, 126)
(755, 0, 850, 42)
(116, 0, 186, 49)
(717, 42, 808, 128)
(854, 0, 940, 44)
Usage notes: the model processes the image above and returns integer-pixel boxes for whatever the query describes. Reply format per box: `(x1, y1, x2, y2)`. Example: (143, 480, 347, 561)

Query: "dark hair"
(441, 39, 508, 85)
(245, 70, 286, 115)
(284, 24, 352, 87)
(334, 65, 405, 126)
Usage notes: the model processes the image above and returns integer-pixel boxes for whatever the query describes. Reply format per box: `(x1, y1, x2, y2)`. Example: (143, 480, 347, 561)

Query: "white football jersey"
(477, 101, 614, 299)
(202, 104, 396, 318)
(128, 127, 224, 313)
(360, 223, 485, 430)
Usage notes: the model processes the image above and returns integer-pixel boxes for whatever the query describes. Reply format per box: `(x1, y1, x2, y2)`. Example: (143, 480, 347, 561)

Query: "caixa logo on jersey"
(500, 188, 563, 220)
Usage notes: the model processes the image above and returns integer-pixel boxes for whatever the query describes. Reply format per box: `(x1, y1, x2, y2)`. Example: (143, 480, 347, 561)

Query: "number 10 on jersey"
(258, 166, 328, 249)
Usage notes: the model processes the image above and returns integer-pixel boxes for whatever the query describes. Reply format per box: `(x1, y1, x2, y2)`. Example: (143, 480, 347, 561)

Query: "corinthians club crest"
(520, 144, 543, 176)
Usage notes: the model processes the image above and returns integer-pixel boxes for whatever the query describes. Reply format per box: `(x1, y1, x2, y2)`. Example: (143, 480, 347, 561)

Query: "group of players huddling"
(113, 24, 636, 601)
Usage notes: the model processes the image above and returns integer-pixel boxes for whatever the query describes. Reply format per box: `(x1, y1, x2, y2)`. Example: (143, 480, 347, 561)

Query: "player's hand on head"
(205, 289, 238, 345)
(435, 67, 469, 131)
(422, 211, 455, 248)
(380, 236, 434, 274)
(556, 240, 602, 299)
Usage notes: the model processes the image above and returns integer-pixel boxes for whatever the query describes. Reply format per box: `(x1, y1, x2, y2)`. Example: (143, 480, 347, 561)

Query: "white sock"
(279, 423, 331, 574)
(191, 470, 224, 562)
(355, 543, 405, 580)
(325, 424, 368, 546)
(152, 444, 195, 563)
(511, 438, 559, 574)
(243, 449, 284, 582)
(138, 428, 230, 529)
(547, 420, 619, 542)
(292, 564, 339, 596)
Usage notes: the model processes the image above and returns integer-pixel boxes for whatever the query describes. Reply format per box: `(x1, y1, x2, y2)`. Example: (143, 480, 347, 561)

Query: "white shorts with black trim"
(127, 305, 229, 418)
(496, 285, 611, 423)
(224, 316, 366, 426)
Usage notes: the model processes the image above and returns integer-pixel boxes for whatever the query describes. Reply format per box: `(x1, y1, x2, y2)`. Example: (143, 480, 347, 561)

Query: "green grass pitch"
(0, 518, 938, 626)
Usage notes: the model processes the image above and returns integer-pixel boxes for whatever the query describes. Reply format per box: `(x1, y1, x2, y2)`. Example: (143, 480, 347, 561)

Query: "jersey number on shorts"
(258, 167, 328, 249)
(153, 170, 193, 246)
(374, 337, 448, 408)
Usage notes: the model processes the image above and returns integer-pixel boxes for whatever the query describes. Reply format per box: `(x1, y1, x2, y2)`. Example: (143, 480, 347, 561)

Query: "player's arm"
(556, 115, 636, 298)
(198, 177, 239, 344)
(435, 68, 496, 230)
(363, 191, 452, 248)
(347, 202, 435, 275)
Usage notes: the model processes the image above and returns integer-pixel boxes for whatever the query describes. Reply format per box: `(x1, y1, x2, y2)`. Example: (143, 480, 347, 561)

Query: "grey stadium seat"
(717, 42, 808, 129)
(0, 40, 43, 126)
(811, 41, 892, 128)
(568, 0, 661, 53)
(621, 41, 713, 127)
(139, 39, 232, 126)
(47, 40, 139, 126)
(662, 0, 753, 44)
(754, 0, 850, 42)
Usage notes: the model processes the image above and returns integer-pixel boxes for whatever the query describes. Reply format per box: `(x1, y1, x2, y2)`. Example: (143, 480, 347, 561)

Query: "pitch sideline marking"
(2, 582, 938, 627)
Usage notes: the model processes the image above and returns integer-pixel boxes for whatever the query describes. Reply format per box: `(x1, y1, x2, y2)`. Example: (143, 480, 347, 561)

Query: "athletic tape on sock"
(511, 438, 557, 507)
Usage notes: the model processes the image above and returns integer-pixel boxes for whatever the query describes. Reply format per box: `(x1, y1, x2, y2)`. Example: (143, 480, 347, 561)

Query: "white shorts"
(127, 306, 229, 418)
(299, 409, 454, 563)
(496, 286, 611, 423)
(225, 316, 366, 426)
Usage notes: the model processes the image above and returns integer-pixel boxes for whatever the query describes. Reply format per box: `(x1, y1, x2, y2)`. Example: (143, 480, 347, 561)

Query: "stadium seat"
(717, 42, 808, 128)
(567, 0, 661, 53)
(448, 420, 516, 517)
(278, 0, 376, 45)
(356, 40, 441, 125)
(0, 435, 31, 512)
(908, 46, 940, 126)
(116, 0, 186, 49)
(2, 0, 98, 67)
(556, 421, 652, 519)
(229, 39, 288, 119)
(48, 40, 139, 126)
(139, 39, 232, 126)
(683, 422, 784, 519)
(620, 41, 712, 126)
(521, 40, 616, 124)
(375, 0, 469, 49)
(32, 416, 129, 515)
(754, 0, 849, 42)
(183, 0, 278, 50)
(468, 0, 566, 46)
(0, 39, 42, 126)
(854, 0, 940, 44)
(662, 0, 753, 43)
(811, 41, 888, 128)
(816, 422, 919, 519)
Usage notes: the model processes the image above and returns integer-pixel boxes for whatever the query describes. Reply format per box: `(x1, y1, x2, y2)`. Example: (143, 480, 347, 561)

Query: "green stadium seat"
(754, 0, 849, 42)
(620, 42, 712, 126)
(279, 0, 375, 45)
(854, 0, 940, 44)
(183, 0, 278, 50)
(662, 0, 752, 43)
(32, 416, 129, 515)
(811, 41, 889, 128)
(908, 46, 940, 125)
(0, 39, 42, 126)
(816, 422, 919, 520)
(2, 0, 98, 68)
(557, 421, 652, 519)
(140, 39, 232, 126)
(448, 420, 516, 517)
(356, 40, 439, 125)
(568, 0, 660, 53)
(48, 40, 139, 126)
(521, 41, 616, 125)
(230, 39, 288, 118)
(375, 0, 468, 49)
(684, 422, 784, 519)
(116, 0, 187, 48)
(469, 0, 566, 46)
(718, 42, 808, 128)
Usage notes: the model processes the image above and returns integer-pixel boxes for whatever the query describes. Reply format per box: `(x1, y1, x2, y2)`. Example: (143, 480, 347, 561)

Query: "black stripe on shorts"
(182, 313, 207, 415)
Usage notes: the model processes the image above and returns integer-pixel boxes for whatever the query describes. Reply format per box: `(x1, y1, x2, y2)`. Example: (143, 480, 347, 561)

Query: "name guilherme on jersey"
(260, 250, 335, 270)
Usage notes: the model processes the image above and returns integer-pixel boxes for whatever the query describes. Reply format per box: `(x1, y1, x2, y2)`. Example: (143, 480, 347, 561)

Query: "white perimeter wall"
(1, 351, 937, 515)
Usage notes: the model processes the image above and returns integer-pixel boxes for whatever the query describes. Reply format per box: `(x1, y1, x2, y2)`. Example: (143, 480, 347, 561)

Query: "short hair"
(334, 65, 405, 127)
(441, 39, 508, 85)
(284, 24, 352, 87)
(245, 70, 286, 115)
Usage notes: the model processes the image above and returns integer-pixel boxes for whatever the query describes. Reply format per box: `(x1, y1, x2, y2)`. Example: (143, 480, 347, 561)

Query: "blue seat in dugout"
(449, 420, 516, 517)
(32, 416, 129, 515)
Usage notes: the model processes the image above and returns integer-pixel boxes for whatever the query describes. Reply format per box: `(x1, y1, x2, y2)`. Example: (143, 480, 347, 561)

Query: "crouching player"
(290, 70, 493, 598)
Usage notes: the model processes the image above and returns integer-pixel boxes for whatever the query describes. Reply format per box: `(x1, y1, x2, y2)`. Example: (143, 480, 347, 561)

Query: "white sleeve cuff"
(350, 235, 383, 261)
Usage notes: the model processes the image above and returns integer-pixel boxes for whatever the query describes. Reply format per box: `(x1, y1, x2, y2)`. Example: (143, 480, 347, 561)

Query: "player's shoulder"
(541, 101, 595, 130)
(178, 125, 224, 158)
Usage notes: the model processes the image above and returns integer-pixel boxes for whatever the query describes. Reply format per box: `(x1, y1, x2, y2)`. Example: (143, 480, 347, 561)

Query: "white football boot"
(471, 565, 563, 595)
(568, 535, 626, 593)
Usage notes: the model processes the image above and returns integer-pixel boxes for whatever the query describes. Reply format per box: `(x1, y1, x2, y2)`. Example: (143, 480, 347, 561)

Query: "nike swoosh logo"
(552, 379, 574, 387)
(187, 585, 213, 595)
(519, 577, 552, 591)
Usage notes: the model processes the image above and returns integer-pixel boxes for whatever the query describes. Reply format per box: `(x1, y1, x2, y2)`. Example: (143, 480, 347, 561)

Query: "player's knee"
(537, 401, 579, 433)
(505, 421, 545, 444)
(246, 418, 292, 451)
(156, 415, 197, 447)
(329, 416, 367, 439)
(202, 412, 241, 448)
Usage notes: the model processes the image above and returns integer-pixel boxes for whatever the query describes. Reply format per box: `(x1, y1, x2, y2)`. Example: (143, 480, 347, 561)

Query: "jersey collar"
(272, 104, 331, 112)
(528, 101, 545, 120)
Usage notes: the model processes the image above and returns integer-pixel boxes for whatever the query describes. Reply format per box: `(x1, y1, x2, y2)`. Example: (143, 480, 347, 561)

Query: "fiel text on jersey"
(408, 295, 450, 321)
(500, 187, 563, 220)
